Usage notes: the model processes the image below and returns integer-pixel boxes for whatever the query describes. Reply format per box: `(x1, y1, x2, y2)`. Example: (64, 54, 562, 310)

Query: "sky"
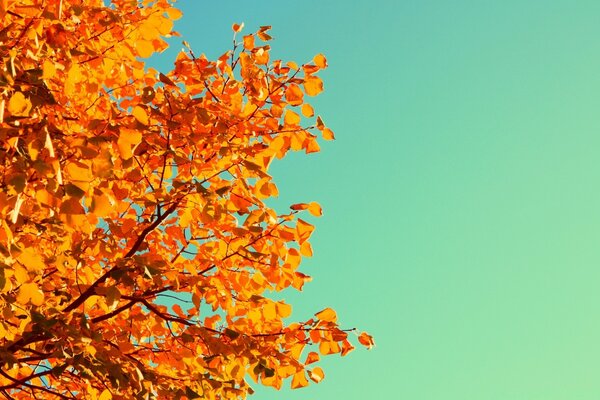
(152, 0, 600, 398)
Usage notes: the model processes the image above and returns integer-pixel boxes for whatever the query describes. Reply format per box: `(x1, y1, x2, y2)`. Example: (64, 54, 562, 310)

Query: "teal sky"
(153, 0, 600, 398)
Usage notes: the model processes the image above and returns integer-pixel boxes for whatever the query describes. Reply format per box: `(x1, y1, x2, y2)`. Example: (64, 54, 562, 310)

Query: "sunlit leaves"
(304, 76, 324, 96)
(291, 202, 323, 217)
(16, 283, 44, 306)
(7, 92, 31, 117)
(358, 332, 376, 349)
(308, 367, 325, 383)
(315, 307, 337, 323)
(0, 2, 371, 399)
(313, 54, 328, 69)
(117, 128, 142, 160)
(132, 105, 149, 125)
(285, 84, 304, 106)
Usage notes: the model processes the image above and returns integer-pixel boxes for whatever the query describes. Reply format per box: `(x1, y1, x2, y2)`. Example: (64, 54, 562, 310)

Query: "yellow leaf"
(132, 105, 149, 125)
(117, 128, 142, 160)
(17, 283, 43, 306)
(305, 352, 320, 365)
(98, 389, 112, 400)
(17, 248, 45, 272)
(300, 241, 313, 257)
(8, 92, 32, 117)
(285, 84, 303, 106)
(313, 54, 328, 69)
(42, 60, 56, 80)
(91, 193, 113, 218)
(284, 110, 301, 126)
(276, 301, 292, 318)
(65, 162, 92, 191)
(358, 332, 375, 349)
(301, 103, 314, 117)
(290, 203, 309, 211)
(322, 127, 335, 141)
(243, 34, 255, 50)
(315, 307, 337, 323)
(136, 39, 154, 58)
(308, 202, 322, 217)
(296, 218, 314, 244)
(166, 7, 183, 20)
(291, 370, 308, 389)
(263, 302, 276, 320)
(308, 367, 325, 383)
(305, 137, 320, 154)
(304, 76, 323, 96)
(232, 22, 244, 33)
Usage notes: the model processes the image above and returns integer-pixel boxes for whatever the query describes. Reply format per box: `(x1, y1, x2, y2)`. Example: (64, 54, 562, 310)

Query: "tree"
(0, 0, 374, 398)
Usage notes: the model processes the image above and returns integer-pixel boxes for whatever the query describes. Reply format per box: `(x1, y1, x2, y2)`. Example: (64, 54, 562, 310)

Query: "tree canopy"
(0, 0, 373, 398)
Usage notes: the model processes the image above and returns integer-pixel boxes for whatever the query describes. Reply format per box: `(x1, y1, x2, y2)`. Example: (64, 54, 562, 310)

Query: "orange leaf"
(257, 26, 272, 41)
(17, 283, 44, 306)
(308, 202, 322, 217)
(296, 218, 314, 244)
(243, 34, 255, 50)
(313, 54, 328, 69)
(291, 370, 309, 389)
(305, 137, 320, 154)
(315, 307, 337, 323)
(232, 22, 244, 33)
(136, 39, 155, 58)
(304, 76, 324, 96)
(98, 389, 112, 400)
(305, 351, 320, 365)
(166, 7, 183, 20)
(284, 110, 301, 125)
(117, 128, 142, 160)
(301, 103, 314, 117)
(285, 84, 304, 106)
(322, 127, 335, 141)
(358, 332, 375, 349)
(17, 248, 45, 272)
(132, 105, 149, 125)
(300, 241, 313, 257)
(8, 92, 32, 117)
(276, 301, 292, 318)
(308, 367, 325, 383)
(91, 193, 113, 218)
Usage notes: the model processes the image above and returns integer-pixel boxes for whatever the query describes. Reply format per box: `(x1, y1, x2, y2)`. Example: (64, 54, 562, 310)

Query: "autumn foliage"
(0, 0, 373, 398)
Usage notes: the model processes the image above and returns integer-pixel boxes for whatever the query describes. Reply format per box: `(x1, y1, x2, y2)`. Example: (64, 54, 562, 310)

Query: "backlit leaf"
(8, 92, 32, 116)
(285, 84, 303, 106)
(17, 283, 44, 306)
(313, 53, 328, 69)
(358, 332, 375, 349)
(304, 76, 324, 96)
(315, 307, 337, 323)
(284, 110, 301, 125)
(232, 22, 244, 33)
(308, 202, 323, 217)
(308, 367, 325, 383)
(98, 389, 112, 400)
(291, 371, 308, 389)
(0, 4, 371, 398)
(322, 127, 335, 140)
(132, 105, 149, 125)
(301, 103, 314, 117)
(117, 128, 142, 160)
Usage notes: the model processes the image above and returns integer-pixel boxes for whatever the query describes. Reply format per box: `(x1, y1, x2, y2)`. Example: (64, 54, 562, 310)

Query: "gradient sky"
(151, 1, 600, 398)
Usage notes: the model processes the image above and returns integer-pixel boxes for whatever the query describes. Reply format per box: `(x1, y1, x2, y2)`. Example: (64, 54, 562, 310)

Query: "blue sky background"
(151, 1, 600, 398)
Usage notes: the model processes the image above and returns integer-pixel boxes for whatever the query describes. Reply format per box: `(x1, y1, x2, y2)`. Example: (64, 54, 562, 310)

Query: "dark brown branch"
(63, 198, 183, 313)
(0, 368, 69, 399)
(91, 300, 137, 324)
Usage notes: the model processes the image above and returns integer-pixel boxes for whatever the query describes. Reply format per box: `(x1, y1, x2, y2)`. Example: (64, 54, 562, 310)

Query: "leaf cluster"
(0, 0, 372, 399)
